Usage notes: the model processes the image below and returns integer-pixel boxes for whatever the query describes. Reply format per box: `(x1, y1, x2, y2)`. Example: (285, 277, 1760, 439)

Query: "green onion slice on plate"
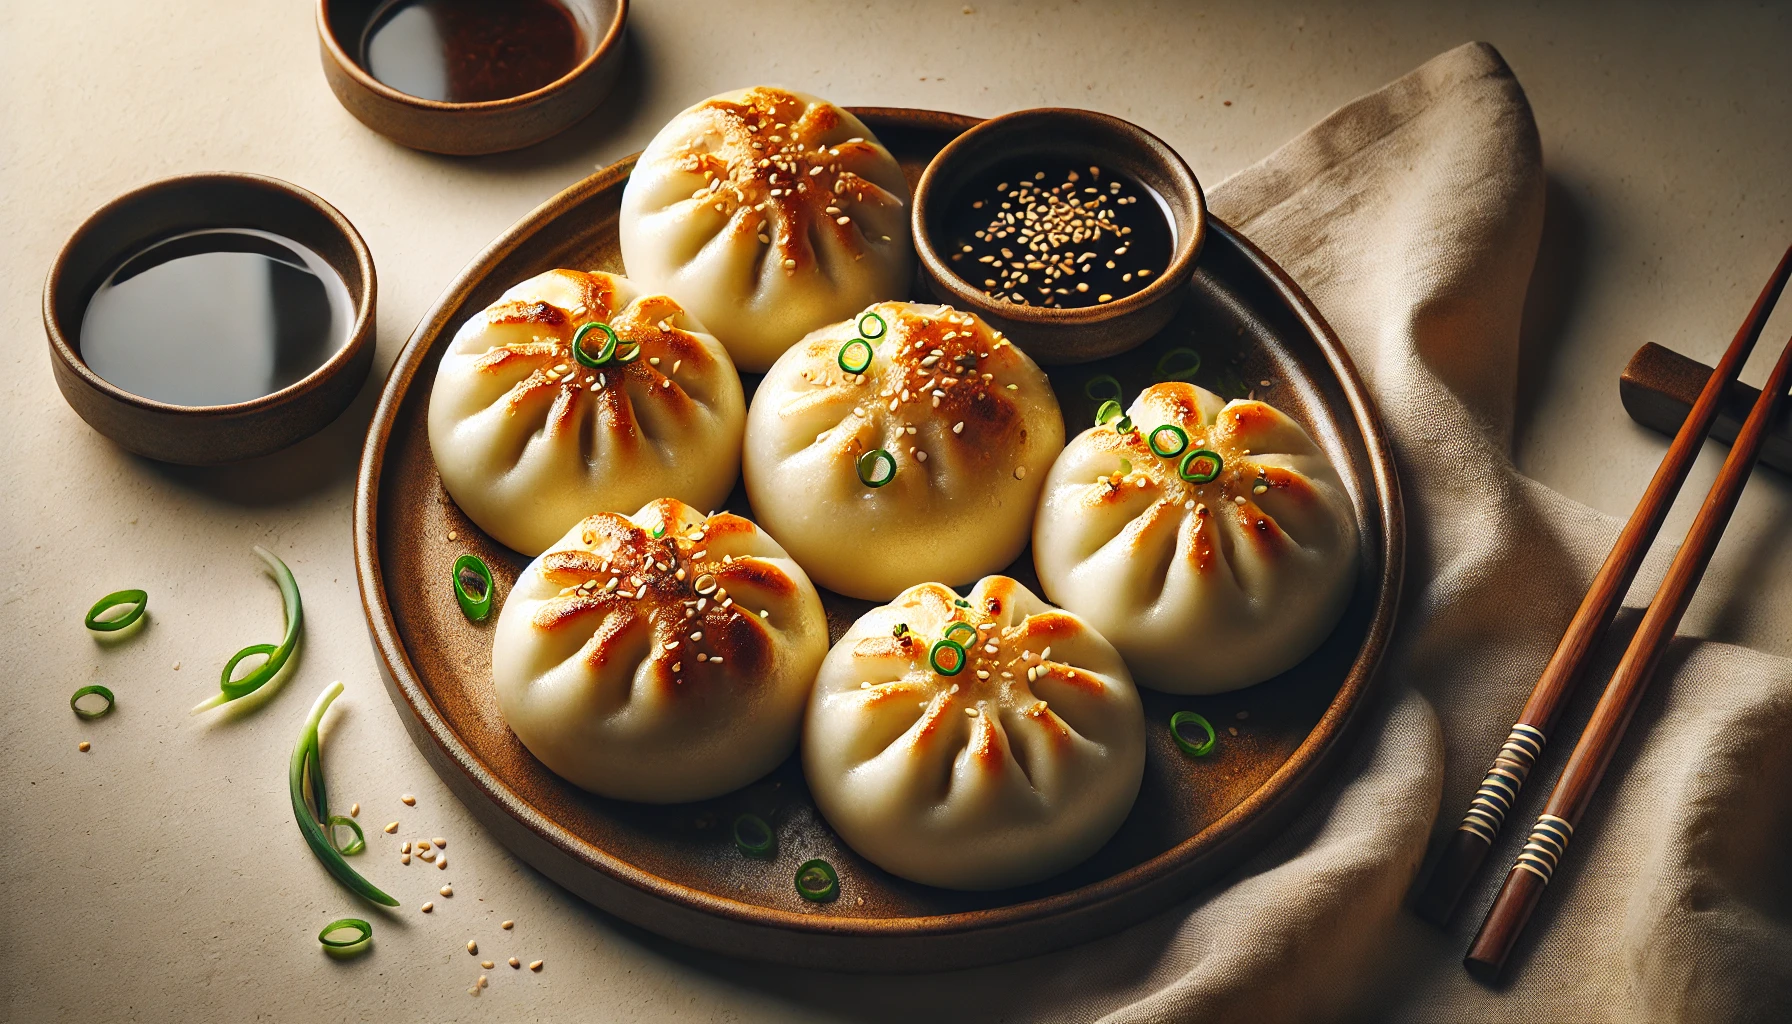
(70, 684, 116, 720)
(928, 638, 967, 676)
(838, 338, 874, 375)
(1083, 374, 1123, 405)
(856, 448, 897, 488)
(1155, 347, 1202, 382)
(615, 342, 643, 363)
(733, 814, 774, 858)
(1170, 710, 1217, 757)
(1178, 448, 1224, 484)
(1148, 424, 1189, 458)
(795, 859, 840, 902)
(84, 589, 147, 632)
(326, 815, 367, 856)
(292, 682, 397, 907)
(856, 311, 888, 341)
(943, 621, 978, 647)
(452, 554, 494, 622)
(571, 321, 620, 368)
(1095, 400, 1124, 427)
(193, 546, 302, 714)
(317, 917, 373, 953)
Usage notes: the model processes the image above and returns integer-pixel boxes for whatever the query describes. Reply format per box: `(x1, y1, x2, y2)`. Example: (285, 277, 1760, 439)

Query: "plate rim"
(353, 106, 1405, 948)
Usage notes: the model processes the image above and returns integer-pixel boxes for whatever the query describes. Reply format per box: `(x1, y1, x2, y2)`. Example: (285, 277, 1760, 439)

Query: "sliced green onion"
(953, 597, 971, 608)
(291, 682, 398, 907)
(733, 814, 774, 858)
(84, 589, 147, 632)
(571, 321, 619, 367)
(943, 621, 978, 647)
(856, 311, 888, 340)
(838, 338, 874, 374)
(1083, 374, 1123, 405)
(614, 342, 642, 363)
(327, 815, 367, 856)
(70, 684, 115, 720)
(1148, 424, 1189, 458)
(1178, 448, 1224, 484)
(892, 622, 911, 638)
(193, 546, 302, 714)
(1117, 458, 1133, 477)
(929, 638, 967, 676)
(1115, 415, 1136, 435)
(317, 917, 373, 952)
(1095, 400, 1124, 427)
(452, 554, 494, 622)
(857, 448, 897, 488)
(795, 859, 840, 902)
(1155, 347, 1202, 382)
(652, 522, 666, 538)
(1170, 711, 1217, 757)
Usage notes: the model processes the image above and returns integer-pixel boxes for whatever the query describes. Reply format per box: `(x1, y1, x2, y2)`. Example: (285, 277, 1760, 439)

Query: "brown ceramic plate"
(354, 108, 1403, 972)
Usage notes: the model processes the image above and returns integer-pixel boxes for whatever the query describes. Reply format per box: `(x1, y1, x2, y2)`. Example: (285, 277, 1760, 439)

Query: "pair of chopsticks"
(1411, 242, 1792, 979)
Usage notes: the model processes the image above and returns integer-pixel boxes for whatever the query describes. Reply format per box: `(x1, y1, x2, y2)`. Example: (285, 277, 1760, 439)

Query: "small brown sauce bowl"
(317, 0, 628, 156)
(912, 108, 1206, 365)
(43, 172, 377, 466)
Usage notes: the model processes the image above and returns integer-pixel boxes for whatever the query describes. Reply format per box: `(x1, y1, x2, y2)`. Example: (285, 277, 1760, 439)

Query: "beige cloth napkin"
(740, 41, 1792, 1022)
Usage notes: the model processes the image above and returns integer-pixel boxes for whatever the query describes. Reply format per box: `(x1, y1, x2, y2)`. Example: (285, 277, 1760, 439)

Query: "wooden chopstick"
(1465, 327, 1792, 980)
(1414, 243, 1792, 926)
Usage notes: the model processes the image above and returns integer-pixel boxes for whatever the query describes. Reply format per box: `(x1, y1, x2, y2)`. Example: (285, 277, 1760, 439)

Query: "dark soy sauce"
(80, 229, 353, 407)
(944, 158, 1176, 309)
(360, 0, 585, 103)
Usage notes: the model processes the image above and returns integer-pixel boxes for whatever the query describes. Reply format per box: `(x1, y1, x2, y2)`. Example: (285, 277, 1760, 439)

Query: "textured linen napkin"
(745, 41, 1792, 1023)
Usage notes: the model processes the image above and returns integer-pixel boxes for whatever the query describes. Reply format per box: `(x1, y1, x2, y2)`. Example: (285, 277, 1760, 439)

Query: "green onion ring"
(571, 321, 619, 367)
(292, 682, 398, 907)
(326, 815, 367, 856)
(928, 638, 967, 676)
(1178, 448, 1224, 484)
(1083, 374, 1123, 405)
(317, 917, 373, 951)
(614, 342, 642, 363)
(193, 547, 302, 713)
(70, 684, 116, 720)
(1155, 347, 1202, 382)
(795, 859, 840, 902)
(943, 621, 978, 647)
(856, 448, 897, 488)
(1095, 400, 1124, 427)
(838, 338, 874, 375)
(84, 588, 148, 632)
(733, 814, 774, 858)
(856, 311, 888, 340)
(1148, 424, 1189, 458)
(1170, 711, 1217, 757)
(1115, 415, 1136, 435)
(452, 554, 494, 622)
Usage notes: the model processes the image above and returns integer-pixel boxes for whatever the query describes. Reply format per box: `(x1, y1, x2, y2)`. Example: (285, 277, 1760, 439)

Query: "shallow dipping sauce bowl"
(912, 108, 1206, 364)
(44, 172, 377, 465)
(317, 0, 628, 155)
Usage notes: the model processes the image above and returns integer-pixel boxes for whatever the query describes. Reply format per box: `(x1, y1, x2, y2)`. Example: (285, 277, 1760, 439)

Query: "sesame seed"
(402, 841, 412, 853)
(530, 960, 544, 971)
(401, 853, 411, 865)
(483, 960, 495, 970)
(468, 940, 478, 954)
(78, 741, 90, 752)
(447, 531, 458, 541)
(422, 901, 434, 912)
(502, 920, 514, 930)
(440, 885, 453, 897)
(349, 803, 359, 817)
(384, 822, 399, 833)
(510, 957, 522, 968)
(401, 794, 416, 806)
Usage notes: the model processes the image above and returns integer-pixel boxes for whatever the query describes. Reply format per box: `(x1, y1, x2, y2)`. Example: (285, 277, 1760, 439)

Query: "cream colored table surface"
(3, 2, 1788, 1021)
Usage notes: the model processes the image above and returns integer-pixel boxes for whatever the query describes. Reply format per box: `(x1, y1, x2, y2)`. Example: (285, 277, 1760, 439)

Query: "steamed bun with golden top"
(1034, 383, 1358, 694)
(492, 499, 828, 803)
(427, 269, 745, 556)
(743, 302, 1064, 600)
(618, 86, 913, 372)
(804, 576, 1144, 890)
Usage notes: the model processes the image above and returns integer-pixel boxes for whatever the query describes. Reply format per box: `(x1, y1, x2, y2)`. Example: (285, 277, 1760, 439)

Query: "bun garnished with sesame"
(618, 86, 913, 372)
(1034, 383, 1359, 694)
(492, 499, 828, 803)
(427, 270, 745, 556)
(803, 575, 1144, 890)
(742, 302, 1065, 600)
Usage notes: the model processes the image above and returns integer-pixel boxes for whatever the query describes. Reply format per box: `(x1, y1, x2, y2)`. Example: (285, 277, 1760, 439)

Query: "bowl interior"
(323, 0, 619, 99)
(49, 174, 371, 399)
(917, 110, 1203, 305)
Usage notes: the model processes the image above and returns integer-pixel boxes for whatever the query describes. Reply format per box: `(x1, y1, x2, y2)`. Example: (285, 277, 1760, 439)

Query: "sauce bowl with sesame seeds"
(912, 108, 1206, 365)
